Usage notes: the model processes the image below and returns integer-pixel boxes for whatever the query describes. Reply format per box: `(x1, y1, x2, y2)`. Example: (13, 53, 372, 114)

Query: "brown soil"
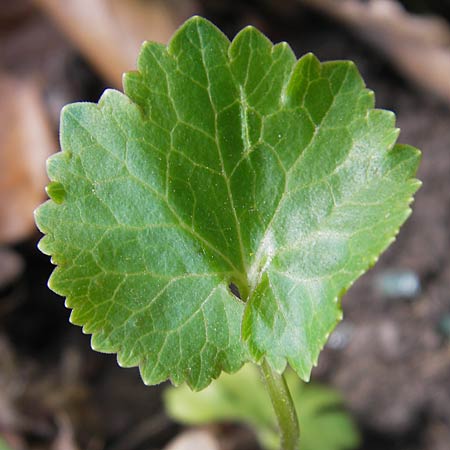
(1, 2, 449, 449)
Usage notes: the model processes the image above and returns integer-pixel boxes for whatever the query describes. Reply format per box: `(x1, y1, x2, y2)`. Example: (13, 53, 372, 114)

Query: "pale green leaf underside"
(35, 16, 420, 389)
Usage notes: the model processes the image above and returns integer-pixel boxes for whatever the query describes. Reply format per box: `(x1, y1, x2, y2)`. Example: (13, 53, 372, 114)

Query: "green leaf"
(164, 363, 361, 450)
(0, 438, 12, 450)
(35, 16, 420, 389)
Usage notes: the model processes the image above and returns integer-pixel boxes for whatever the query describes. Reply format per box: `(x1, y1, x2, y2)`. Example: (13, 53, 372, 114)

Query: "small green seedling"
(0, 437, 13, 450)
(35, 16, 420, 450)
(165, 363, 360, 450)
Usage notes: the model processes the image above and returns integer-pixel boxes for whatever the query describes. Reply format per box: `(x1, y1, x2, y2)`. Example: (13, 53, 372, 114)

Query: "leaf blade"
(242, 56, 421, 376)
(35, 16, 420, 388)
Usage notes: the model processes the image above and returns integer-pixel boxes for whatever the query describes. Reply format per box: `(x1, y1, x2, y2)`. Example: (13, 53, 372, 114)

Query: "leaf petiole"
(261, 360, 300, 450)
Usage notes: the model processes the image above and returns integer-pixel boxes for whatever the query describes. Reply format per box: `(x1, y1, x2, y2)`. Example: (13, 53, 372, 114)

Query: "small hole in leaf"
(229, 282, 241, 300)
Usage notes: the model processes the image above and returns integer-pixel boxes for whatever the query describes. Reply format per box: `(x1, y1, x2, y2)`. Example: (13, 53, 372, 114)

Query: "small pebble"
(438, 314, 450, 339)
(373, 269, 421, 300)
(327, 321, 355, 350)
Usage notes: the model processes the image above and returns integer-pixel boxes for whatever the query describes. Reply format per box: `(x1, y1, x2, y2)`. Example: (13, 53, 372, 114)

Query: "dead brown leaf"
(0, 75, 55, 244)
(302, 0, 450, 104)
(34, 0, 199, 88)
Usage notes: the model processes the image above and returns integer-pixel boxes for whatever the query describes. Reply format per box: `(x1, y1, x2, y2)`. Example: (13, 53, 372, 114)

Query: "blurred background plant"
(1, 1, 450, 449)
(164, 364, 360, 450)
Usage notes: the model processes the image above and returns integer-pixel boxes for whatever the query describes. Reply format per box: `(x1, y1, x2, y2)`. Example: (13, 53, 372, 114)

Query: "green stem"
(261, 360, 300, 450)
